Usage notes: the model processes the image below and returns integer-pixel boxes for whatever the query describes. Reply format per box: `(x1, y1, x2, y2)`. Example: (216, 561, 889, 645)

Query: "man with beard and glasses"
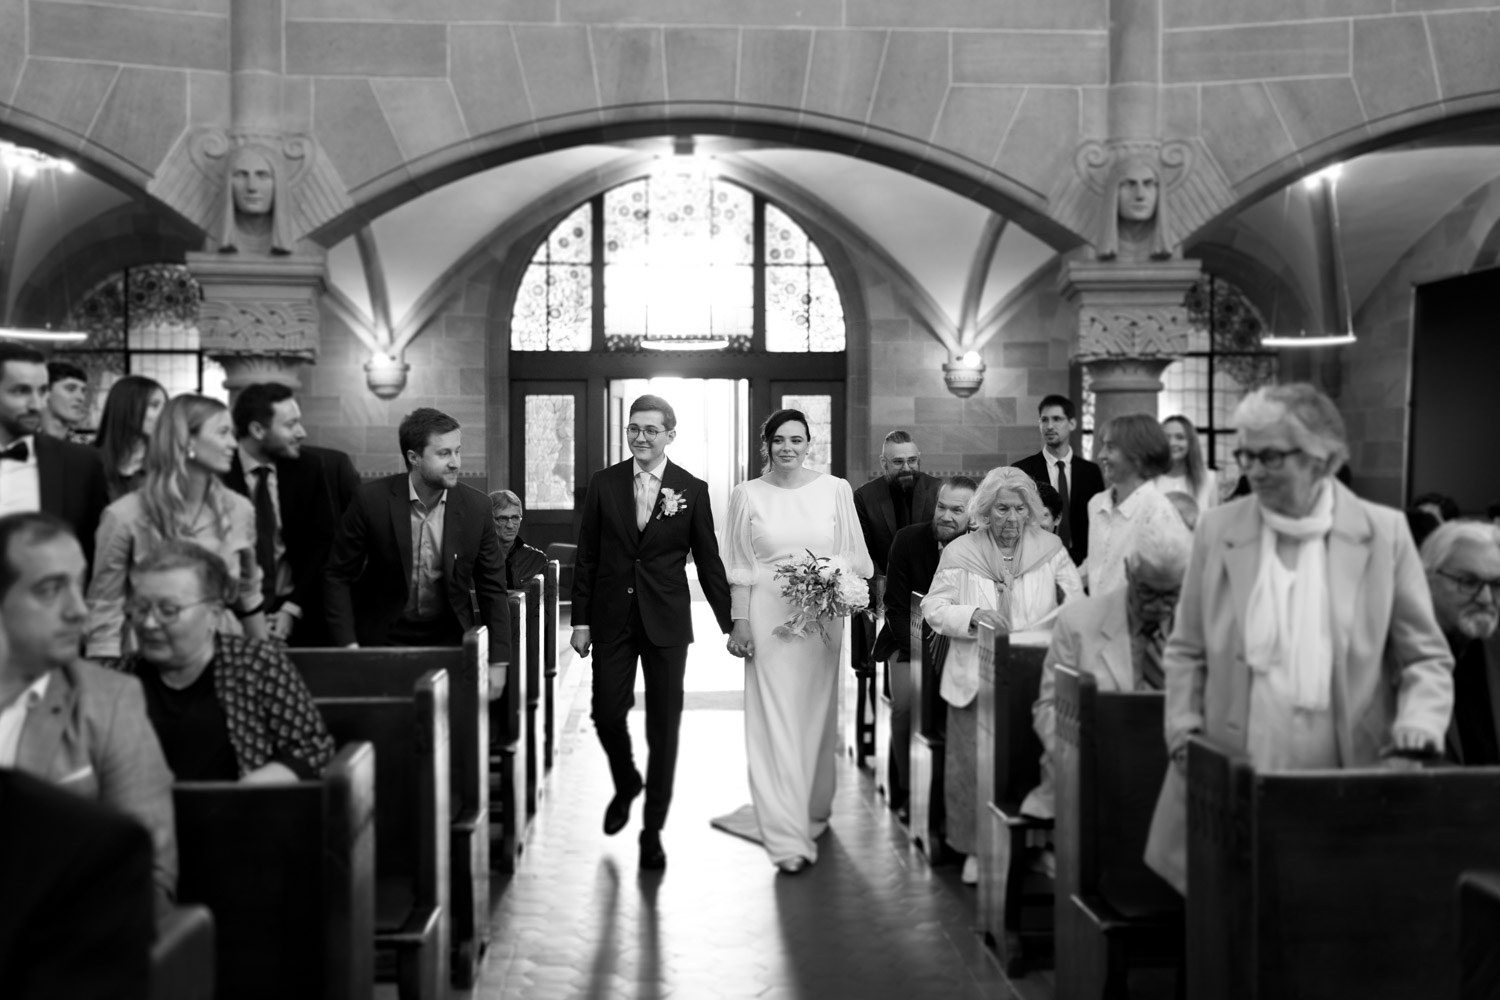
(324, 408, 511, 696)
(873, 476, 977, 819)
(1422, 521, 1500, 765)
(1013, 394, 1104, 567)
(489, 490, 547, 590)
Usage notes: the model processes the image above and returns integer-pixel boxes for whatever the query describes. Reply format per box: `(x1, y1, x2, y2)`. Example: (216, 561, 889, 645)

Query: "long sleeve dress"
(715, 474, 873, 866)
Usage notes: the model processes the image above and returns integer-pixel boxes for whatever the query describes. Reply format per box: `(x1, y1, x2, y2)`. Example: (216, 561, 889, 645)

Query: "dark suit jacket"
(1013, 450, 1104, 566)
(0, 768, 154, 1000)
(223, 448, 337, 645)
(302, 444, 361, 518)
(505, 533, 548, 590)
(853, 472, 942, 577)
(572, 459, 733, 647)
(35, 435, 109, 570)
(323, 474, 512, 664)
(1448, 634, 1500, 766)
(873, 520, 946, 661)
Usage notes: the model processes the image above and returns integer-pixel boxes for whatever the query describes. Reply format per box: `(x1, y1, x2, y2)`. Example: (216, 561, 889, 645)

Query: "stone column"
(187, 251, 325, 395)
(1057, 258, 1202, 434)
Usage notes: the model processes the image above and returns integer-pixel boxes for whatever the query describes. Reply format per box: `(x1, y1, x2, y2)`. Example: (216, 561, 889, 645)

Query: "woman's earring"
(187, 448, 196, 461)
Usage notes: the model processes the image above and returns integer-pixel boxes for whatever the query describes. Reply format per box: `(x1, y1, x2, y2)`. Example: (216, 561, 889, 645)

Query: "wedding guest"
(0, 344, 110, 571)
(1036, 482, 1064, 533)
(1155, 415, 1218, 514)
(1146, 383, 1453, 894)
(1421, 521, 1500, 766)
(1412, 491, 1461, 525)
(1013, 395, 1104, 565)
(40, 360, 89, 441)
(0, 512, 176, 901)
(223, 383, 338, 646)
(490, 490, 547, 589)
(92, 375, 166, 501)
(111, 541, 334, 782)
(1085, 413, 1179, 595)
(302, 443, 361, 519)
(923, 467, 1082, 884)
(86, 394, 268, 658)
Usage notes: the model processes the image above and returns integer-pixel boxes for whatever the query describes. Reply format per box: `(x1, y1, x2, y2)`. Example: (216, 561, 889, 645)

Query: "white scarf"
(1243, 480, 1335, 711)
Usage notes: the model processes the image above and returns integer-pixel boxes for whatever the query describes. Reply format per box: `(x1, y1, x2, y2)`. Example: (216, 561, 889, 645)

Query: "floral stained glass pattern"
(765, 205, 844, 352)
(525, 395, 576, 510)
(512, 203, 593, 351)
(780, 394, 832, 475)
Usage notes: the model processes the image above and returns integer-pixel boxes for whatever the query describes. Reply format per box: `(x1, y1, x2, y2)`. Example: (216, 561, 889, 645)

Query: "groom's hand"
(570, 627, 592, 658)
(727, 619, 754, 659)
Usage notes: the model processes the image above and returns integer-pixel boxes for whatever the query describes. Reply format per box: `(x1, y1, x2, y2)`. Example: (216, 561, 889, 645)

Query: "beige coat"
(1144, 481, 1454, 891)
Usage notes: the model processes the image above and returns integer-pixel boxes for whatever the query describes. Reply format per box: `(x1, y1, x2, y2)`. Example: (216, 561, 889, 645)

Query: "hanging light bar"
(0, 142, 76, 177)
(0, 328, 89, 343)
(1263, 163, 1356, 349)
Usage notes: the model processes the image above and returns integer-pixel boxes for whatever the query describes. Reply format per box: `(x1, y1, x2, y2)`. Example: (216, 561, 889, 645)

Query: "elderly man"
(0, 512, 176, 901)
(873, 475, 977, 819)
(490, 490, 547, 590)
(1021, 514, 1193, 820)
(1422, 521, 1500, 765)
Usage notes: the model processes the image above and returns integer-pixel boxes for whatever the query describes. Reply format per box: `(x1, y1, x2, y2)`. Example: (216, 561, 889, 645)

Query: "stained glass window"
(524, 394, 576, 509)
(780, 393, 832, 474)
(510, 170, 843, 353)
(55, 264, 226, 431)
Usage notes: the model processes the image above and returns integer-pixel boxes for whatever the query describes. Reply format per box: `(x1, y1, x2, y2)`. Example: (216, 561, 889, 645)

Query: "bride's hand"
(727, 620, 754, 659)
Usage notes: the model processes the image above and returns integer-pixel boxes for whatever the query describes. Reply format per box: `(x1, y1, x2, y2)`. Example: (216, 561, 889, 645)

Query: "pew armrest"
(150, 905, 215, 1000)
(452, 805, 486, 835)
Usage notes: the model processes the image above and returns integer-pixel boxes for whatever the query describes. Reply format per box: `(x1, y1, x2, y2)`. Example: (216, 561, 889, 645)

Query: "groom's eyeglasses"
(626, 425, 664, 440)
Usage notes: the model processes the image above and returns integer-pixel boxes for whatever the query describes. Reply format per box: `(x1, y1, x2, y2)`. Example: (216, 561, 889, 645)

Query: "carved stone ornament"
(1057, 257, 1203, 363)
(1049, 138, 1233, 261)
(1078, 305, 1187, 358)
(150, 130, 352, 254)
(186, 251, 326, 368)
(197, 299, 320, 357)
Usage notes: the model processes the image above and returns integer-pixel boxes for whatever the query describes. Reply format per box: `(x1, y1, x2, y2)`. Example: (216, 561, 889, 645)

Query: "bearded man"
(1422, 521, 1500, 765)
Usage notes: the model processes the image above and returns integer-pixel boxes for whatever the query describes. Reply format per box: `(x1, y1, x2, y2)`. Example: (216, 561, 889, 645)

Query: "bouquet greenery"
(771, 550, 871, 642)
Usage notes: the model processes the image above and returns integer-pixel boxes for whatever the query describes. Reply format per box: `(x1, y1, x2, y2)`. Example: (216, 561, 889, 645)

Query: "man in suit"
(39, 360, 89, 442)
(224, 383, 338, 646)
(324, 407, 512, 694)
(0, 512, 176, 901)
(1012, 394, 1104, 567)
(1421, 520, 1500, 766)
(1022, 514, 1192, 819)
(0, 344, 109, 570)
(0, 766, 155, 999)
(303, 442, 361, 519)
(570, 394, 733, 870)
(873, 475, 977, 818)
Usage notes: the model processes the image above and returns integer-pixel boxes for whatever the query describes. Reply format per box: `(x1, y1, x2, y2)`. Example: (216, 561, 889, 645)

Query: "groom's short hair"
(629, 394, 676, 431)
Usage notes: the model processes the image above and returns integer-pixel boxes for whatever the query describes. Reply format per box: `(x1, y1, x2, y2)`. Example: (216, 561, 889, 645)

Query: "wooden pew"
(491, 590, 529, 873)
(316, 671, 451, 1000)
(908, 590, 950, 864)
(289, 629, 490, 989)
(1055, 667, 1182, 1000)
(1188, 739, 1500, 999)
(150, 905, 214, 1000)
(173, 743, 375, 1000)
(976, 624, 1053, 976)
(520, 575, 545, 817)
(1461, 870, 1500, 999)
(874, 653, 895, 809)
(846, 609, 878, 768)
(543, 558, 561, 774)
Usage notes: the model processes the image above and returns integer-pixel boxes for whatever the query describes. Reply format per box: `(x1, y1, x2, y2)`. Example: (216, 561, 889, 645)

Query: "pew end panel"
(908, 590, 950, 865)
(150, 905, 215, 1000)
(1460, 870, 1500, 1000)
(874, 655, 894, 807)
(844, 605, 878, 769)
(173, 742, 376, 1000)
(523, 575, 545, 816)
(544, 559, 561, 774)
(491, 590, 529, 873)
(976, 625, 1054, 976)
(1055, 668, 1182, 1000)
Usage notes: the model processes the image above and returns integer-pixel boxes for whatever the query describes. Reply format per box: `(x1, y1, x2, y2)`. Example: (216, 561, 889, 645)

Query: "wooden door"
(508, 381, 588, 553)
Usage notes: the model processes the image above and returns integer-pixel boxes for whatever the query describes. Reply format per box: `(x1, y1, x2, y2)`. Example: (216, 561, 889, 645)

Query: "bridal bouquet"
(771, 550, 871, 642)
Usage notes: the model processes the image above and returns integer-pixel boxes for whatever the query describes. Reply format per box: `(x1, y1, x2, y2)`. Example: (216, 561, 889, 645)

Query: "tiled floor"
(467, 603, 1048, 1000)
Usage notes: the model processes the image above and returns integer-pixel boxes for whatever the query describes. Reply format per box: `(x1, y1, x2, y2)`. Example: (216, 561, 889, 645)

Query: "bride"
(717, 409, 872, 873)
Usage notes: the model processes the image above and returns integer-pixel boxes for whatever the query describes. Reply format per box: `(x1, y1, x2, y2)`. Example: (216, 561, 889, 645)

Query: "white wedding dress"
(713, 474, 872, 865)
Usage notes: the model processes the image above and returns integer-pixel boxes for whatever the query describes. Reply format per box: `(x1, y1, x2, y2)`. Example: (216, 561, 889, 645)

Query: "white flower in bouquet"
(770, 550, 873, 643)
(835, 571, 869, 611)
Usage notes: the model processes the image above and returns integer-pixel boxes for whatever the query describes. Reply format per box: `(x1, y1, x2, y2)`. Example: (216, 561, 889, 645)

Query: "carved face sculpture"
(1116, 160, 1159, 223)
(230, 147, 275, 217)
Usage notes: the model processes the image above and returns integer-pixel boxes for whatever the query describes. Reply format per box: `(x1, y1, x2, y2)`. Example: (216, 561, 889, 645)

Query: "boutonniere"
(658, 488, 686, 519)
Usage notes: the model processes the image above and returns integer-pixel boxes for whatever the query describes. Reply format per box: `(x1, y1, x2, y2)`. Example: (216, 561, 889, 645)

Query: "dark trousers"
(386, 607, 463, 647)
(590, 599, 688, 832)
(888, 653, 913, 804)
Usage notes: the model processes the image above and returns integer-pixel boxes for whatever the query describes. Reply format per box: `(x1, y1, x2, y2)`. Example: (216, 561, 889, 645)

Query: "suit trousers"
(590, 597, 688, 832)
(888, 653, 913, 804)
(386, 608, 463, 648)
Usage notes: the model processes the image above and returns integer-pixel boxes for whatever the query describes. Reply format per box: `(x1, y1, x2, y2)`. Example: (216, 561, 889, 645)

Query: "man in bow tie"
(0, 344, 109, 574)
(570, 394, 733, 870)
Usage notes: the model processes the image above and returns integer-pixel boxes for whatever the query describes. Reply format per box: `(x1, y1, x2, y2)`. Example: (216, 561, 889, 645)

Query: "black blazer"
(301, 444, 361, 518)
(0, 767, 154, 999)
(35, 436, 109, 570)
(572, 459, 733, 647)
(323, 475, 512, 664)
(853, 472, 942, 576)
(873, 520, 946, 661)
(223, 449, 337, 644)
(1013, 451, 1104, 566)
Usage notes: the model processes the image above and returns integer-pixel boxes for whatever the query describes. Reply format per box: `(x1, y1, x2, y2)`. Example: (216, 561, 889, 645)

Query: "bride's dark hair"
(759, 408, 811, 474)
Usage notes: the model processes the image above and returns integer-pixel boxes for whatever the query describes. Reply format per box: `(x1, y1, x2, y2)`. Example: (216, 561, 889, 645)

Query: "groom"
(570, 394, 733, 870)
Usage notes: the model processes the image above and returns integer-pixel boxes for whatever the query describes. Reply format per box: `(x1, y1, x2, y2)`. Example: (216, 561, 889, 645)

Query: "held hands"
(726, 620, 754, 659)
(267, 609, 297, 643)
(570, 628, 592, 658)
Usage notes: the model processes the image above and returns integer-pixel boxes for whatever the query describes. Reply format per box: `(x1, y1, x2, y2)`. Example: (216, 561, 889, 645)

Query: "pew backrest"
(544, 559, 560, 680)
(173, 743, 375, 1000)
(978, 624, 1049, 813)
(522, 576, 543, 708)
(1461, 870, 1500, 999)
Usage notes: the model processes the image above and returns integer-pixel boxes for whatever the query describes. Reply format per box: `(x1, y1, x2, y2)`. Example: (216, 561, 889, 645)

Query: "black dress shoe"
(603, 773, 643, 836)
(640, 830, 666, 870)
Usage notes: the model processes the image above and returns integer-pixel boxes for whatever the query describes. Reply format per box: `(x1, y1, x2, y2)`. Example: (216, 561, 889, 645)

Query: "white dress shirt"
(1043, 446, 1074, 492)
(0, 435, 41, 516)
(0, 672, 51, 767)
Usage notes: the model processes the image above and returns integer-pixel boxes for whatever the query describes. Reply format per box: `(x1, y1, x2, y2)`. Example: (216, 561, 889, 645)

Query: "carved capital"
(1058, 257, 1203, 362)
(198, 299, 320, 357)
(186, 251, 327, 374)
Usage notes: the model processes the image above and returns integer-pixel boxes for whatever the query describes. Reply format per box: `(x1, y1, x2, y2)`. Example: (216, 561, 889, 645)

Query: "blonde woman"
(86, 394, 267, 658)
(1155, 414, 1218, 515)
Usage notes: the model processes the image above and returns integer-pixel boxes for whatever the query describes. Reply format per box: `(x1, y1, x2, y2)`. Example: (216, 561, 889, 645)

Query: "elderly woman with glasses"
(111, 540, 333, 784)
(923, 466, 1083, 883)
(1145, 383, 1453, 893)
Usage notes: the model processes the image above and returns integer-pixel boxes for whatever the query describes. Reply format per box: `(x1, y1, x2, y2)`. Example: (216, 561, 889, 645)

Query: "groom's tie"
(635, 471, 657, 532)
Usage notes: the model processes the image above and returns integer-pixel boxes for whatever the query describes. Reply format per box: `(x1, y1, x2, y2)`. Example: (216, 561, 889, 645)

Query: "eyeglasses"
(626, 425, 665, 440)
(1436, 570, 1500, 602)
(885, 457, 921, 469)
(1233, 447, 1304, 471)
(494, 514, 522, 525)
(1132, 584, 1182, 606)
(125, 597, 216, 624)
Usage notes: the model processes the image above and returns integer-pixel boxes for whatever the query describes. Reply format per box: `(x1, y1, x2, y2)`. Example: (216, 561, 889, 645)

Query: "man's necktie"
(635, 472, 657, 532)
(0, 441, 29, 463)
(1055, 459, 1071, 551)
(251, 466, 278, 607)
(1136, 622, 1166, 691)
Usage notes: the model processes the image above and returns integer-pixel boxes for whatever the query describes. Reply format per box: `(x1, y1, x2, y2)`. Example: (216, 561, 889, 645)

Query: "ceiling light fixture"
(0, 142, 76, 177)
(0, 327, 88, 343)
